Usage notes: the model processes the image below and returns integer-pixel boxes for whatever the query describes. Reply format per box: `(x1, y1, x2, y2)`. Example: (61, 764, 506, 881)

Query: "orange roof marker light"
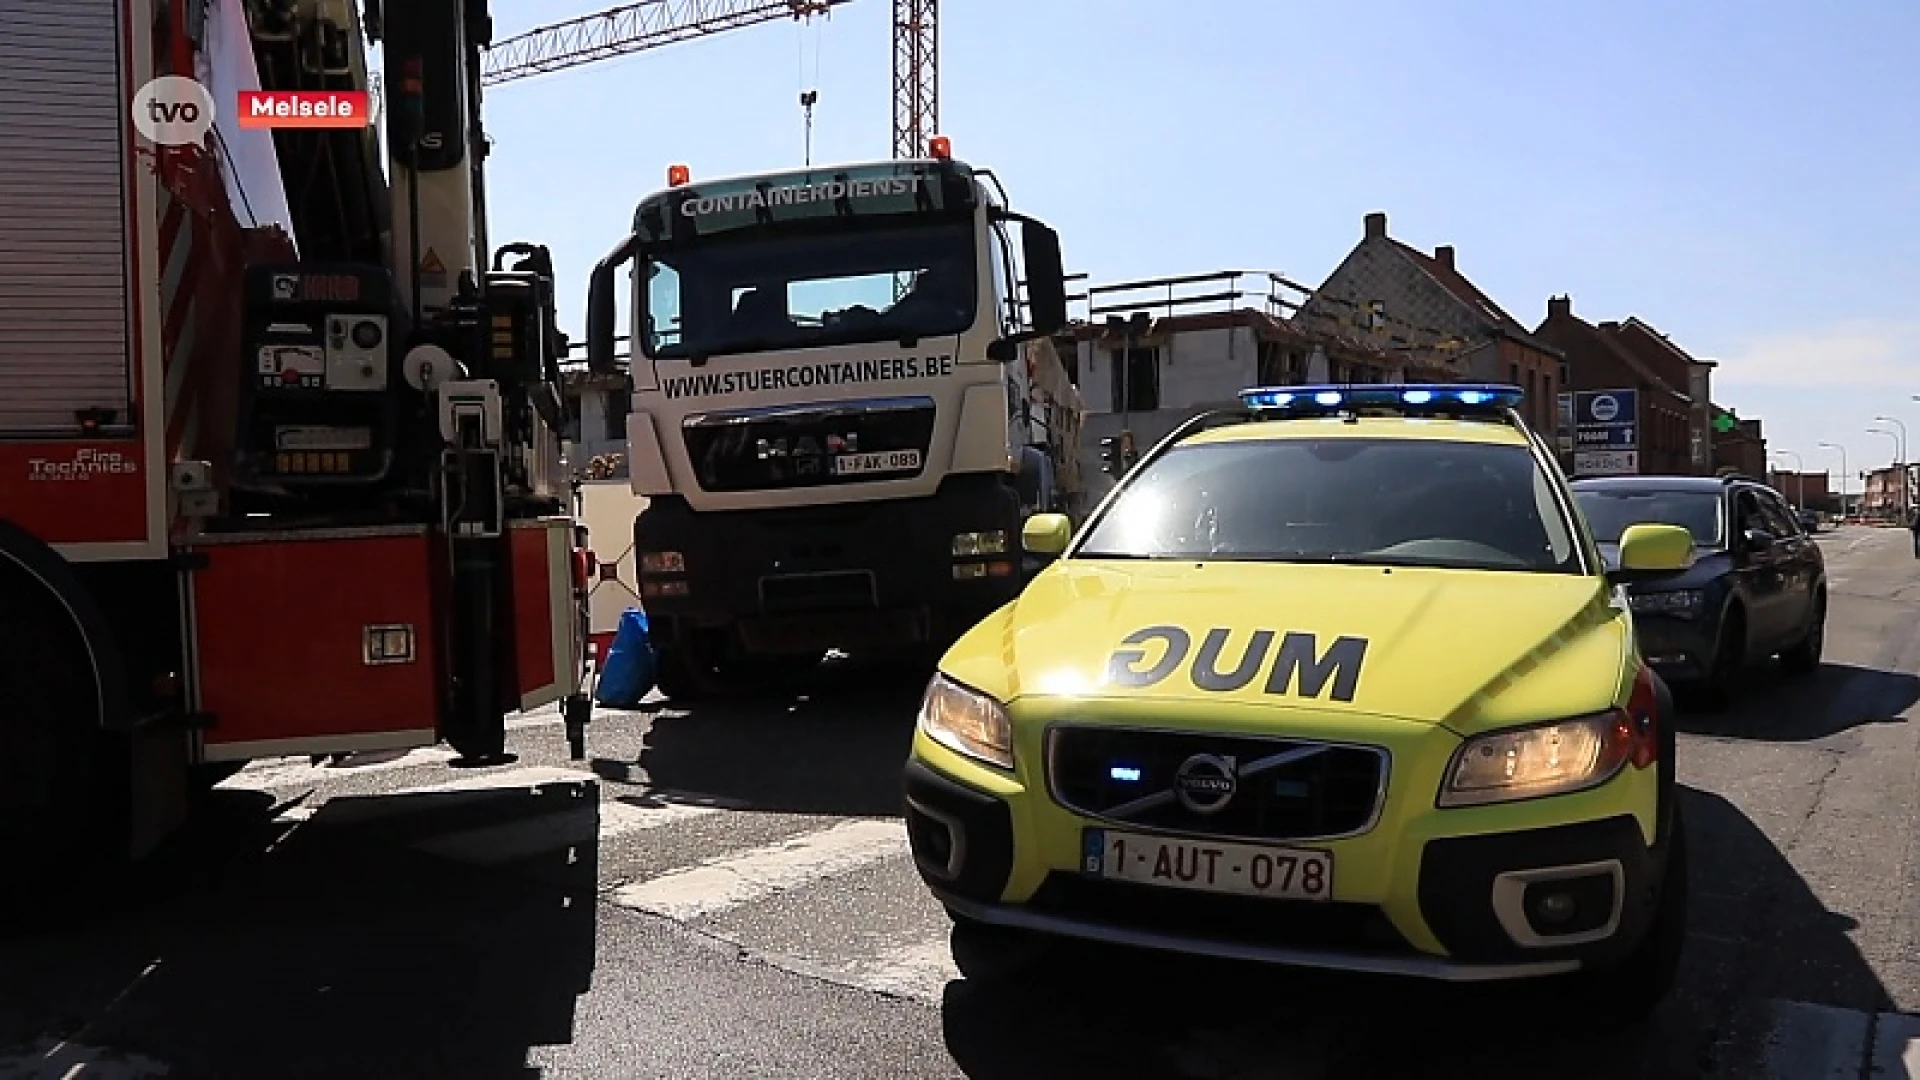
(667, 164, 691, 187)
(928, 135, 951, 160)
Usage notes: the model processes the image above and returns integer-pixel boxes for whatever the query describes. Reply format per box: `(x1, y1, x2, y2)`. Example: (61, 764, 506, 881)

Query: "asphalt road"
(4, 525, 1920, 1080)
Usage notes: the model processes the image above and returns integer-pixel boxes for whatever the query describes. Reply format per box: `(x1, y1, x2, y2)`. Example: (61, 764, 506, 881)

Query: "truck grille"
(1045, 726, 1388, 843)
(681, 396, 936, 493)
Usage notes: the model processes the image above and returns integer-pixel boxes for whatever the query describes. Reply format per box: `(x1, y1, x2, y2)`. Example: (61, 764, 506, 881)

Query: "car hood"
(943, 559, 1632, 735)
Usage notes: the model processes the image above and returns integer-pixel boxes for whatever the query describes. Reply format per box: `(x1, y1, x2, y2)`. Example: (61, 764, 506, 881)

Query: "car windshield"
(1074, 437, 1581, 572)
(640, 218, 976, 360)
(1573, 488, 1724, 549)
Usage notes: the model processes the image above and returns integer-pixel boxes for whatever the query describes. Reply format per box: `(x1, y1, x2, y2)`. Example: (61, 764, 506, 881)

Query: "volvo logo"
(1172, 753, 1237, 814)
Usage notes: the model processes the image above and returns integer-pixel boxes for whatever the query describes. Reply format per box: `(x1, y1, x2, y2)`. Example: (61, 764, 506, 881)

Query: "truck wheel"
(0, 572, 127, 901)
(653, 622, 727, 703)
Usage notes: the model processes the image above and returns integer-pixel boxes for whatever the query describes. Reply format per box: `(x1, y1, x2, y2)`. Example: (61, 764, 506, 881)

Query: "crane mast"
(890, 0, 937, 159)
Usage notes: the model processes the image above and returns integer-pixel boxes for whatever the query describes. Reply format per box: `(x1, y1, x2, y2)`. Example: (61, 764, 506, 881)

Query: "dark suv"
(1570, 474, 1827, 708)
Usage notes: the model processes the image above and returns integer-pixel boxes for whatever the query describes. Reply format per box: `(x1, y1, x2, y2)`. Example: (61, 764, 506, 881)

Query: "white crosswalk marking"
(414, 795, 721, 865)
(851, 938, 961, 1004)
(222, 746, 461, 790)
(608, 818, 910, 920)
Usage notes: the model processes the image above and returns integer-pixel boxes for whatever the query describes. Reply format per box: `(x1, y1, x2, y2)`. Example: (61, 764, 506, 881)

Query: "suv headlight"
(1629, 589, 1704, 618)
(1438, 711, 1640, 809)
(916, 674, 1014, 770)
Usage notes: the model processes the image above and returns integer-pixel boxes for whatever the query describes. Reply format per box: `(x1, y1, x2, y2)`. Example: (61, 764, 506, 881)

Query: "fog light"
(641, 550, 685, 574)
(952, 562, 988, 580)
(1530, 890, 1579, 925)
(952, 530, 1008, 557)
(905, 798, 965, 879)
(642, 579, 689, 598)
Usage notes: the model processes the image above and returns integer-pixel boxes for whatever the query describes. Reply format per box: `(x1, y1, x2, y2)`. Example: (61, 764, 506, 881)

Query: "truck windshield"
(640, 219, 977, 360)
(1074, 438, 1582, 573)
(1574, 488, 1725, 549)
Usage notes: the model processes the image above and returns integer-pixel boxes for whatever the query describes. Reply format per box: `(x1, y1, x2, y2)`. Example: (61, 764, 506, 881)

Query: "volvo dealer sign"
(1574, 389, 1639, 475)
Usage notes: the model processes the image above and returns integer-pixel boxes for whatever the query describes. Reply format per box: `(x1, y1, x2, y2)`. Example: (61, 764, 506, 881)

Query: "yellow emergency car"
(902, 383, 1696, 1022)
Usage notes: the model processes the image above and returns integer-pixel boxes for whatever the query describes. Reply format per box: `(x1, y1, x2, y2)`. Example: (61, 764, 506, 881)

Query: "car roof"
(1569, 476, 1740, 494)
(1180, 416, 1534, 449)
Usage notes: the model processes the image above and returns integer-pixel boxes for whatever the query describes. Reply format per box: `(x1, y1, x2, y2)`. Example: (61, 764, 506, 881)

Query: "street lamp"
(1818, 441, 1848, 517)
(1769, 449, 1804, 509)
(1874, 414, 1908, 521)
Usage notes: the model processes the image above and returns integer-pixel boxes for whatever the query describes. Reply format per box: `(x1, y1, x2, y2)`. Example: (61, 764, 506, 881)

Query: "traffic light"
(1100, 431, 1140, 476)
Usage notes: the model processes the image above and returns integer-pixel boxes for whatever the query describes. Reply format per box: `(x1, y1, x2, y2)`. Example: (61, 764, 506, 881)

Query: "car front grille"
(1045, 725, 1389, 843)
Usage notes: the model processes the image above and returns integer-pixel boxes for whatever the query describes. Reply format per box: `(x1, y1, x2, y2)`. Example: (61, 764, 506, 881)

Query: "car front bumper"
(903, 717, 1668, 982)
(1633, 613, 1719, 683)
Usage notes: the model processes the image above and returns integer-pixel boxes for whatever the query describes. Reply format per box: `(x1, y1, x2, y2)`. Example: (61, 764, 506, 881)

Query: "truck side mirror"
(1020, 222, 1067, 335)
(587, 234, 638, 375)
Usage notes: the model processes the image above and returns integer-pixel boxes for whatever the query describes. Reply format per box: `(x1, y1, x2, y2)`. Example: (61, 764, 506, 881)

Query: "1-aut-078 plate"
(1082, 828, 1333, 901)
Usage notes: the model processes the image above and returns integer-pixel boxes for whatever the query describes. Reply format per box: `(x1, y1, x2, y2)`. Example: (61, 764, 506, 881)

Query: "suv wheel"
(1694, 608, 1744, 711)
(1780, 591, 1826, 675)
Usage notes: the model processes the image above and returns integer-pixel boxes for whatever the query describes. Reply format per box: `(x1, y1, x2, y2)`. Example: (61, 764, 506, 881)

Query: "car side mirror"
(1023, 512, 1073, 557)
(1607, 522, 1694, 585)
(1742, 527, 1775, 552)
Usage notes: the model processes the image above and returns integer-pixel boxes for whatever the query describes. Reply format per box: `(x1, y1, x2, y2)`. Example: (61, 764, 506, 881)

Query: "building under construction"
(1059, 269, 1488, 502)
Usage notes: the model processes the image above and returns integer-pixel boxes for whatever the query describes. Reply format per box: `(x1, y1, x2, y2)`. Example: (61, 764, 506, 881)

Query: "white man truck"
(586, 140, 1073, 698)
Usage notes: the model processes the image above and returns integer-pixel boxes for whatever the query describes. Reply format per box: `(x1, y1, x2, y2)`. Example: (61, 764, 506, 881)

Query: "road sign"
(1576, 450, 1639, 475)
(1575, 425, 1636, 449)
(1573, 389, 1639, 475)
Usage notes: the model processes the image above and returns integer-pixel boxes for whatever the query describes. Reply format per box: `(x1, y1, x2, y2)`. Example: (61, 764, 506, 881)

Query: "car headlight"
(916, 674, 1014, 770)
(1629, 589, 1704, 618)
(1438, 712, 1640, 809)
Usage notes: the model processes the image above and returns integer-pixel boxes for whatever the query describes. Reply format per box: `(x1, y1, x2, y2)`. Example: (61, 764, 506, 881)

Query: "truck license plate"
(831, 450, 921, 475)
(1082, 828, 1333, 902)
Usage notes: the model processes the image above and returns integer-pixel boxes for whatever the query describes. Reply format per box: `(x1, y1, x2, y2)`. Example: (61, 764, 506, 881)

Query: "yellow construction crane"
(479, 0, 939, 160)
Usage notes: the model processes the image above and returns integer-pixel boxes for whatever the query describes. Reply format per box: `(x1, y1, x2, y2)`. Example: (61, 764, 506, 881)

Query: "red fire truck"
(0, 0, 590, 883)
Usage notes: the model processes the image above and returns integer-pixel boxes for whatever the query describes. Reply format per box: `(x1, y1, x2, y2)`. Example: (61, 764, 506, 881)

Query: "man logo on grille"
(1173, 753, 1237, 814)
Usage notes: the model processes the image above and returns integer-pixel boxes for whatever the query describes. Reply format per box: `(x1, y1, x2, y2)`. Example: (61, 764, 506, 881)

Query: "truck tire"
(653, 620, 727, 703)
(0, 566, 128, 905)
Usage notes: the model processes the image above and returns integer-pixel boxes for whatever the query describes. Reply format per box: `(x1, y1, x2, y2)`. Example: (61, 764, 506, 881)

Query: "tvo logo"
(132, 76, 217, 147)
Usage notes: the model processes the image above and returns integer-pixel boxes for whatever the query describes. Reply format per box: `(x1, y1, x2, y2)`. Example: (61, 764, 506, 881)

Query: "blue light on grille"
(1109, 765, 1142, 782)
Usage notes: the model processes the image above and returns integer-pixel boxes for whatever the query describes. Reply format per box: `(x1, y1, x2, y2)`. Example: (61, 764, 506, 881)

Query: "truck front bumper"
(634, 473, 1025, 652)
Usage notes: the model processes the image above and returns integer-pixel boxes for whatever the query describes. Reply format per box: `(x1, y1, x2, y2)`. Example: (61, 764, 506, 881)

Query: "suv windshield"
(641, 219, 976, 360)
(1573, 488, 1724, 549)
(1074, 437, 1581, 572)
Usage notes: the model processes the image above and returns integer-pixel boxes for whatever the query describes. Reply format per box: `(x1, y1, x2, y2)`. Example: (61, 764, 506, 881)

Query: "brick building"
(1767, 469, 1831, 511)
(1608, 318, 1717, 475)
(1531, 296, 1696, 475)
(1712, 413, 1767, 477)
(1292, 212, 1567, 439)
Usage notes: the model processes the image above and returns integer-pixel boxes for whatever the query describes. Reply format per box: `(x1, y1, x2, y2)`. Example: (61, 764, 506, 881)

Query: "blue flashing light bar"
(1238, 383, 1525, 415)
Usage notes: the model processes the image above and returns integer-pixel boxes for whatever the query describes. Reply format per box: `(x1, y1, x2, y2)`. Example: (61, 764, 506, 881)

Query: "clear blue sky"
(474, 0, 1919, 491)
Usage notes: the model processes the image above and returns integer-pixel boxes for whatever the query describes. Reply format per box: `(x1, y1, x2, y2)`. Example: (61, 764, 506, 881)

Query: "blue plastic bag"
(595, 607, 657, 708)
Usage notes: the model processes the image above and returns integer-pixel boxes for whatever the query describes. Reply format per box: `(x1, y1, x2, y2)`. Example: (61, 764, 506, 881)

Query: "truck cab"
(587, 141, 1069, 696)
